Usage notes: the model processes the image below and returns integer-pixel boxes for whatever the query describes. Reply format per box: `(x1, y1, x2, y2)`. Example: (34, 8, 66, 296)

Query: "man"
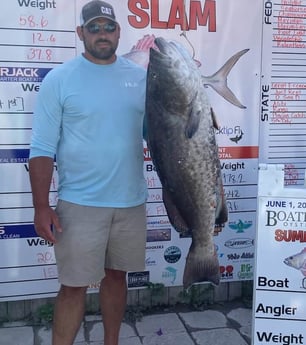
(29, 1, 147, 344)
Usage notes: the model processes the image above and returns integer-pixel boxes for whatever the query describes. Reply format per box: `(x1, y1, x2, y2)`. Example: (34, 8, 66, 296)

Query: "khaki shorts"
(54, 200, 146, 287)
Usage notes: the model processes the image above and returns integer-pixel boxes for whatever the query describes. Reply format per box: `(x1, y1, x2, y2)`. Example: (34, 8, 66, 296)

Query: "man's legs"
(100, 268, 127, 345)
(52, 285, 88, 345)
(99, 205, 146, 345)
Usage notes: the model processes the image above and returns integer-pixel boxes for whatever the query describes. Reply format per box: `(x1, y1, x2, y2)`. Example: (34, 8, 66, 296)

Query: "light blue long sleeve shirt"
(30, 55, 148, 207)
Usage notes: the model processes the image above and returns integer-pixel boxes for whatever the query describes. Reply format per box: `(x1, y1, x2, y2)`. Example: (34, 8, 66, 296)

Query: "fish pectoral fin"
(185, 107, 201, 139)
(215, 202, 228, 226)
(162, 189, 191, 236)
(215, 175, 228, 231)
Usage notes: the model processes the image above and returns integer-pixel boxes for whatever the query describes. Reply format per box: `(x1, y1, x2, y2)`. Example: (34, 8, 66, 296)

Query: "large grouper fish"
(146, 37, 228, 289)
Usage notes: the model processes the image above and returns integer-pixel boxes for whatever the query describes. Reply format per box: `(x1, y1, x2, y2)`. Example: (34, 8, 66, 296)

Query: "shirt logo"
(125, 81, 138, 88)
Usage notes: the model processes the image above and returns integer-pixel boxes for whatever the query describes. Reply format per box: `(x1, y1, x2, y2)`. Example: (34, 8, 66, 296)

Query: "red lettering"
(275, 229, 284, 241)
(292, 230, 306, 242)
(128, 0, 150, 28)
(190, 0, 216, 31)
(128, 0, 216, 31)
(151, 0, 168, 29)
(168, 0, 189, 30)
(275, 229, 306, 242)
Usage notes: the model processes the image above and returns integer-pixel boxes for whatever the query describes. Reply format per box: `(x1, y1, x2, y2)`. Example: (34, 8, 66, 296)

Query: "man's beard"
(84, 39, 118, 61)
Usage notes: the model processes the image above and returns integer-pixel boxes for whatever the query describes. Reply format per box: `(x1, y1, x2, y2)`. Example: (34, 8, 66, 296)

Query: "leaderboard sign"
(0, 0, 75, 301)
(1, 0, 261, 300)
(253, 165, 306, 344)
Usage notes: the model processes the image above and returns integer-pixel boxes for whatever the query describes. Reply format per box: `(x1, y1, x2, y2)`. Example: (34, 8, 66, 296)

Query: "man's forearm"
(29, 156, 54, 209)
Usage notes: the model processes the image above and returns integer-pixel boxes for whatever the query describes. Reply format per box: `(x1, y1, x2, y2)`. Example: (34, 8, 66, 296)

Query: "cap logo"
(101, 6, 112, 16)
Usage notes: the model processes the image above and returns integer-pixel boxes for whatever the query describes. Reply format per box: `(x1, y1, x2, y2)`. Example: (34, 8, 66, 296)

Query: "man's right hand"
(33, 206, 62, 244)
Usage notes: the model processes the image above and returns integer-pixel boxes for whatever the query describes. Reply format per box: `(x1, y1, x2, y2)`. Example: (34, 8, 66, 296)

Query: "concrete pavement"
(0, 302, 252, 345)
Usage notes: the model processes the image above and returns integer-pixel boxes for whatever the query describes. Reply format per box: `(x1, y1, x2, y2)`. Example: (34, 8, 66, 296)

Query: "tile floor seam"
(176, 312, 193, 335)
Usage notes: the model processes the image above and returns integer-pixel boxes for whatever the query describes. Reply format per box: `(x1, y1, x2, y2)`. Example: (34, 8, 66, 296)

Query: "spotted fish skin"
(146, 37, 228, 289)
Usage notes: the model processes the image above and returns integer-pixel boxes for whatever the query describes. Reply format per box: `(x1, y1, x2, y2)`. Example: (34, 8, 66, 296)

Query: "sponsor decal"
(224, 238, 254, 249)
(146, 244, 164, 250)
(215, 125, 244, 144)
(164, 246, 181, 264)
(162, 266, 177, 285)
(128, 271, 150, 288)
(220, 265, 234, 280)
(0, 224, 37, 240)
(227, 252, 254, 261)
(146, 218, 170, 227)
(237, 263, 253, 280)
(227, 253, 240, 261)
(145, 257, 157, 267)
(0, 149, 29, 163)
(146, 228, 171, 242)
(0, 67, 51, 82)
(241, 251, 254, 259)
(228, 219, 252, 233)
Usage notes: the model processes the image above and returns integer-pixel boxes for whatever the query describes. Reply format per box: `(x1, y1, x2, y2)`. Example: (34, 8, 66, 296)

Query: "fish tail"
(202, 49, 249, 109)
(183, 245, 220, 289)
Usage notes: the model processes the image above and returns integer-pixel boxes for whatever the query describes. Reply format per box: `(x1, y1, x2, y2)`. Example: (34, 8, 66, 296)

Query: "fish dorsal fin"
(185, 106, 217, 139)
(210, 107, 219, 129)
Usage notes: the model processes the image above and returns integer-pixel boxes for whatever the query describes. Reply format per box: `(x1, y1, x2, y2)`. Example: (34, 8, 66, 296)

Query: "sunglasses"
(85, 22, 117, 34)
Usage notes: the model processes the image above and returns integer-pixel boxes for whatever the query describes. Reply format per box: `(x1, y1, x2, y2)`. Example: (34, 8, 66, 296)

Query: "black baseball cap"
(80, 0, 117, 26)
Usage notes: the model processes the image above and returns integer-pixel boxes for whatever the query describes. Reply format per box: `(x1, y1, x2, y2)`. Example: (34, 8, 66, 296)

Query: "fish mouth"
(154, 37, 181, 58)
(149, 37, 170, 61)
(149, 37, 184, 66)
(153, 37, 196, 70)
(154, 37, 168, 52)
(148, 36, 199, 100)
(148, 38, 173, 69)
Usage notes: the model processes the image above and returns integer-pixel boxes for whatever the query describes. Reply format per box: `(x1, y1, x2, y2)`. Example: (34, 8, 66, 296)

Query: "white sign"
(253, 164, 306, 345)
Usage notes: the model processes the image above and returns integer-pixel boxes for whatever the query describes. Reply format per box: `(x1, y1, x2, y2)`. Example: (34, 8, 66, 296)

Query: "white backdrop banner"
(1, 0, 303, 301)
